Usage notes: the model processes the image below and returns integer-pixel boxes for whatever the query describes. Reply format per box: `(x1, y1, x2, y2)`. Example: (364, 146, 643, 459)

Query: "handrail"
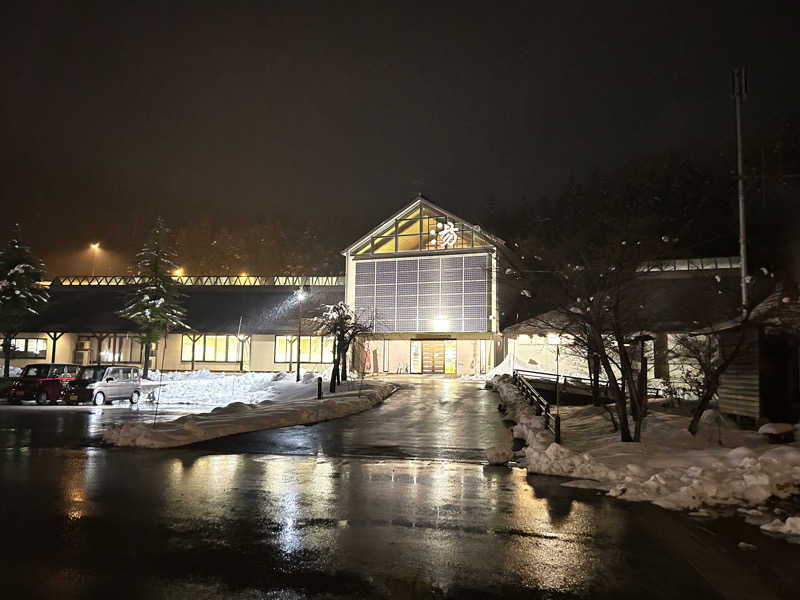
(513, 368, 662, 398)
(512, 370, 561, 443)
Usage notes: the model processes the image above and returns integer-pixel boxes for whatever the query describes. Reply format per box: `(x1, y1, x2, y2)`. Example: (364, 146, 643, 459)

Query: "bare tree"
(318, 302, 371, 391)
(670, 310, 753, 436)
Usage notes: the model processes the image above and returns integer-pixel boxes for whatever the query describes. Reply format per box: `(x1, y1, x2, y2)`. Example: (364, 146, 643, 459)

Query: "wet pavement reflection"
(0, 378, 793, 598)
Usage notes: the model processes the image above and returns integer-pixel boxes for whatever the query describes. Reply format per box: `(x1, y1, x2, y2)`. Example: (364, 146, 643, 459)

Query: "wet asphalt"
(1, 377, 799, 599)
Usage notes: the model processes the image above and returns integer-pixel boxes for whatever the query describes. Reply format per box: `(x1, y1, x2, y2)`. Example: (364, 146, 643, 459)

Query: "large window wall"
(274, 335, 335, 363)
(354, 254, 489, 333)
(181, 334, 251, 363)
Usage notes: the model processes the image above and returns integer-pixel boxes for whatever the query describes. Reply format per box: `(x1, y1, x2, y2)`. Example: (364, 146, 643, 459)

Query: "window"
(274, 336, 335, 363)
(180, 335, 251, 363)
(354, 254, 489, 333)
(0, 337, 47, 359)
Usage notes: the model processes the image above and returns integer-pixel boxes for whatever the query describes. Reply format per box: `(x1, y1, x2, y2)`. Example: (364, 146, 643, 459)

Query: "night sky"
(2, 1, 799, 274)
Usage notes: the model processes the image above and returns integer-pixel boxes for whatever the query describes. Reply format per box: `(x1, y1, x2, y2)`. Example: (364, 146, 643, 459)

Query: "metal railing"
(49, 275, 344, 287)
(512, 370, 561, 443)
(513, 368, 662, 398)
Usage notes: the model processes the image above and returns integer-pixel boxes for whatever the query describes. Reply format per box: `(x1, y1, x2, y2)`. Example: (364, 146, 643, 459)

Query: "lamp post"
(90, 242, 100, 276)
(295, 285, 308, 382)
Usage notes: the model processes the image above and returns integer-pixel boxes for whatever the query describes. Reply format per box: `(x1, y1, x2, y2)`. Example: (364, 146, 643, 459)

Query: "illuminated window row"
(274, 336, 335, 363)
(181, 334, 250, 363)
(0, 337, 47, 359)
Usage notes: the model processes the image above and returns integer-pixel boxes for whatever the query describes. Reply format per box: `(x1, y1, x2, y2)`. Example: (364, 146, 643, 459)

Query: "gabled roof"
(342, 193, 505, 254)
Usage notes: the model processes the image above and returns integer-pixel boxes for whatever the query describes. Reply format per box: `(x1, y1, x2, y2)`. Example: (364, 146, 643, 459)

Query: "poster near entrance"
(411, 341, 422, 373)
(444, 341, 457, 374)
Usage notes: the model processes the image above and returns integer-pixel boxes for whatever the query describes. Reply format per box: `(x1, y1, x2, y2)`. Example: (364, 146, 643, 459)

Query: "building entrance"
(413, 340, 457, 374)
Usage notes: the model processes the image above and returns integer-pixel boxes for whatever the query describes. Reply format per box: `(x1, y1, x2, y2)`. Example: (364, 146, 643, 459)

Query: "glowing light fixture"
(90, 242, 100, 250)
(432, 317, 449, 332)
(174, 267, 184, 277)
(546, 333, 562, 345)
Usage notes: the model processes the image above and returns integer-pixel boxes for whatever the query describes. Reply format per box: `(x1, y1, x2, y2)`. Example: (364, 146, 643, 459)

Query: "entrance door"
(422, 340, 445, 374)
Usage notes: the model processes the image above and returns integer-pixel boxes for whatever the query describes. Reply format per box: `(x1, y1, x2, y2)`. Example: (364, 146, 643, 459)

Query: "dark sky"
(2, 1, 799, 273)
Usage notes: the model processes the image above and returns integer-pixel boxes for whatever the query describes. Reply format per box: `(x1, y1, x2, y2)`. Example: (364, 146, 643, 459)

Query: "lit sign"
(429, 221, 459, 249)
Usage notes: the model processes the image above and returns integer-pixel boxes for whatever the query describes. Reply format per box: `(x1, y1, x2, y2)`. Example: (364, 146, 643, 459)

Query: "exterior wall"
(8, 333, 78, 369)
(160, 333, 331, 374)
(359, 334, 492, 375)
(507, 336, 588, 376)
(718, 328, 760, 420)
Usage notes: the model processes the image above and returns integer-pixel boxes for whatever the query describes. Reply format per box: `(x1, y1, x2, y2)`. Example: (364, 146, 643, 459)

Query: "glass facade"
(354, 206, 492, 255)
(355, 254, 489, 333)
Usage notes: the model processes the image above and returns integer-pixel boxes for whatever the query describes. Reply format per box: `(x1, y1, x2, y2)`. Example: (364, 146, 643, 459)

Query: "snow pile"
(485, 447, 513, 465)
(143, 370, 340, 407)
(761, 516, 800, 536)
(493, 374, 800, 514)
(7, 366, 22, 377)
(104, 381, 398, 448)
(146, 369, 220, 381)
(463, 354, 532, 382)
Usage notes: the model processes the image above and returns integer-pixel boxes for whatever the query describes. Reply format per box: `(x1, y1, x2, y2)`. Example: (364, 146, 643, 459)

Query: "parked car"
(66, 365, 142, 406)
(8, 363, 81, 405)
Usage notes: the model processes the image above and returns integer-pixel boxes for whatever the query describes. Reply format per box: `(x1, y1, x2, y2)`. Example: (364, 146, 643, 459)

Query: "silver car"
(67, 365, 142, 406)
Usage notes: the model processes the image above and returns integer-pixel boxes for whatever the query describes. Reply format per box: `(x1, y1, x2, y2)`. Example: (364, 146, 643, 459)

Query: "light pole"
(90, 242, 100, 276)
(732, 67, 748, 310)
(295, 286, 307, 382)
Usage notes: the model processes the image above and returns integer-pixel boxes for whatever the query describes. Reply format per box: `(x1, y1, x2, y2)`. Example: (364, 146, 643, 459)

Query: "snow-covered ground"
(104, 374, 397, 448)
(460, 353, 531, 381)
(488, 374, 800, 539)
(143, 369, 335, 407)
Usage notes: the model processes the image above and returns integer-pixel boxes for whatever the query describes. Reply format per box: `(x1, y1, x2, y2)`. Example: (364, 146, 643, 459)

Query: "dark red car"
(8, 363, 82, 405)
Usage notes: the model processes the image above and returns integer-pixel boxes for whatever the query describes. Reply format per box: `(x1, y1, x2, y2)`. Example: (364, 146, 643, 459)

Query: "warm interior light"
(239, 272, 248, 277)
(174, 268, 184, 276)
(90, 243, 100, 250)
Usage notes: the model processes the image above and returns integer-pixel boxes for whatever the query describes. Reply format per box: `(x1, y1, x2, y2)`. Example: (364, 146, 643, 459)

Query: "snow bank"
(146, 369, 221, 382)
(103, 381, 397, 448)
(492, 374, 800, 518)
(7, 366, 22, 377)
(761, 516, 800, 536)
(142, 370, 345, 407)
(461, 353, 532, 382)
(485, 447, 513, 465)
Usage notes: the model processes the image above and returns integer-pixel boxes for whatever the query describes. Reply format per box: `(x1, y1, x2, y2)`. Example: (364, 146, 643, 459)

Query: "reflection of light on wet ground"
(60, 448, 103, 520)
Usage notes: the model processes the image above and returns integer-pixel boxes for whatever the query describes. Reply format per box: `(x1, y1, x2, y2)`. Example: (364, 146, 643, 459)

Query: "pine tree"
(0, 226, 48, 377)
(118, 217, 188, 378)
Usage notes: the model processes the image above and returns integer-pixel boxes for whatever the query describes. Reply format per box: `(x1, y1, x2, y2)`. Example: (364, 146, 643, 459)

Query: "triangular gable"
(344, 194, 501, 256)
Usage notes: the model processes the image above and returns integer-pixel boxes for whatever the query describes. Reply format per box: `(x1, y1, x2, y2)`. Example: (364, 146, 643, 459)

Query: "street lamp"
(90, 243, 100, 276)
(295, 285, 308, 382)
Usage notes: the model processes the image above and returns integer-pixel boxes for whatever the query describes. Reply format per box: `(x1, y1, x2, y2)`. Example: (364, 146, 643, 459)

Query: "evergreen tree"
(118, 217, 188, 378)
(0, 226, 48, 377)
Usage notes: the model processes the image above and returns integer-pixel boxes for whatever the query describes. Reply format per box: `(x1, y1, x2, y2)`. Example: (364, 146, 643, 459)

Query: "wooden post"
(554, 414, 561, 444)
(47, 332, 64, 362)
(317, 377, 322, 399)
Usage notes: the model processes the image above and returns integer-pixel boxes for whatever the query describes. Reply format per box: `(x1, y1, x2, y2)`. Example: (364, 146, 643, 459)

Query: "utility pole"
(732, 67, 748, 309)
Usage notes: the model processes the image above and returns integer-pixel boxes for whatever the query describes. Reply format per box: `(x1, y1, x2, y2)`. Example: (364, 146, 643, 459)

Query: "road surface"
(0, 377, 798, 599)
